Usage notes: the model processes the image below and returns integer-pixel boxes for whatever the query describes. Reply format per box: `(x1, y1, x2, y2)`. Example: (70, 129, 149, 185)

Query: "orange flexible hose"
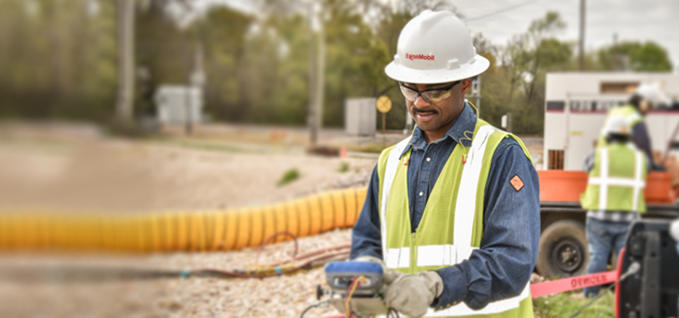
(0, 187, 367, 252)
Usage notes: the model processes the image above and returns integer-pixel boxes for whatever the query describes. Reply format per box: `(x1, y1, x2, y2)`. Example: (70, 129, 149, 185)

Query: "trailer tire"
(536, 220, 589, 279)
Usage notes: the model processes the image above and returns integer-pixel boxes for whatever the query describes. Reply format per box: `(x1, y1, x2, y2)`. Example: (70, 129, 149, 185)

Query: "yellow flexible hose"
(0, 187, 367, 252)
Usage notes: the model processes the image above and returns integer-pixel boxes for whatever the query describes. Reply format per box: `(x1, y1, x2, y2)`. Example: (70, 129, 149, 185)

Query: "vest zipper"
(411, 232, 417, 273)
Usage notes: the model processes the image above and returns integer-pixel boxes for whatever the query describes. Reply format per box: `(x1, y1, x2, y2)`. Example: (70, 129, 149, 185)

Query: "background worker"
(600, 84, 672, 170)
(349, 10, 540, 318)
(581, 115, 648, 298)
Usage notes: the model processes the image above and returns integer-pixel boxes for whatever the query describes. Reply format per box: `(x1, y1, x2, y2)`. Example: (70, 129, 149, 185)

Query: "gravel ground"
(0, 228, 351, 318)
(0, 122, 544, 318)
(0, 122, 372, 318)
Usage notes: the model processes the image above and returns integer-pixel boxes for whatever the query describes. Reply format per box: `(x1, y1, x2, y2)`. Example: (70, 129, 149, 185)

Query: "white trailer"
(543, 72, 679, 171)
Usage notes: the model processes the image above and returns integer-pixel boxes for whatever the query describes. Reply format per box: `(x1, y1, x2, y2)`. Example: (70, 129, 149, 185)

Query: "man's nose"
(414, 95, 430, 107)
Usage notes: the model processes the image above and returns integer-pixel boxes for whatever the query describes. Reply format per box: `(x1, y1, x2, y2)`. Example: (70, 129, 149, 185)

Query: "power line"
(463, 0, 543, 22)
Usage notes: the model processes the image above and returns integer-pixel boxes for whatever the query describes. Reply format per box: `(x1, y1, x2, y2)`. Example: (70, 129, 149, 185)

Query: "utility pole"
(578, 0, 586, 71)
(315, 21, 325, 138)
(116, 0, 135, 121)
(307, 3, 317, 146)
(183, 36, 192, 136)
(612, 32, 619, 71)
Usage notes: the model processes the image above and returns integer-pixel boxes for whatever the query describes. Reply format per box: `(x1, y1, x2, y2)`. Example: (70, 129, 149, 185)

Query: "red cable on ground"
(255, 231, 351, 267)
(190, 231, 351, 279)
(254, 231, 300, 265)
(272, 245, 351, 267)
(197, 250, 349, 279)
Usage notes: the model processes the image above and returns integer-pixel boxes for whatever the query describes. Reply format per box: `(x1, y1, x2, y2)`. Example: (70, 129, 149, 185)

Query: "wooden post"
(382, 113, 386, 147)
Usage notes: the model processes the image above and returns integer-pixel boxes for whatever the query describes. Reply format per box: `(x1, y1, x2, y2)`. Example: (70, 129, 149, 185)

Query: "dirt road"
(0, 123, 378, 213)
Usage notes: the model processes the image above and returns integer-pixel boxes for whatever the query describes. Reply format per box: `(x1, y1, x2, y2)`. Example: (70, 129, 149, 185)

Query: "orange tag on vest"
(509, 175, 524, 192)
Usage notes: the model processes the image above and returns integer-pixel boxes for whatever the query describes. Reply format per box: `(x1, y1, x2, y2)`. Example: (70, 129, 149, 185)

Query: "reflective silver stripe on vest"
(423, 283, 531, 317)
(385, 247, 411, 269)
(415, 246, 477, 267)
(597, 148, 609, 211)
(588, 145, 645, 211)
(416, 245, 457, 267)
(632, 144, 643, 210)
(380, 137, 412, 264)
(453, 125, 496, 263)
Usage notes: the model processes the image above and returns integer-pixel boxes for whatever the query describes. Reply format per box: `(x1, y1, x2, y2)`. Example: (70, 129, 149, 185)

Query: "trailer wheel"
(536, 220, 589, 279)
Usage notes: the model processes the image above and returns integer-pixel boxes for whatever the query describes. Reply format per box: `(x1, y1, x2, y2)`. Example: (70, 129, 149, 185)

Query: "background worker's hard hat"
(385, 10, 490, 84)
(634, 83, 671, 107)
(603, 115, 630, 137)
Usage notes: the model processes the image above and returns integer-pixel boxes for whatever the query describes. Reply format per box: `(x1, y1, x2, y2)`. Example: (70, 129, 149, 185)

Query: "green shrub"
(277, 168, 300, 186)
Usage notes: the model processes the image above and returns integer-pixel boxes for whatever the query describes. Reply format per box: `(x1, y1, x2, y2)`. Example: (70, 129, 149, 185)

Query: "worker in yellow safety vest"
(349, 10, 540, 318)
(599, 84, 672, 170)
(581, 114, 648, 298)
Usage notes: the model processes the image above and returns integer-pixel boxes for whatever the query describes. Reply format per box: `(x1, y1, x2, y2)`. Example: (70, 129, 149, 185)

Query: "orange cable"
(344, 275, 366, 318)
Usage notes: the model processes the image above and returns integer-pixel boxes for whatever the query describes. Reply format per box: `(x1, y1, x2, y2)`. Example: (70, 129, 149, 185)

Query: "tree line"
(0, 0, 673, 135)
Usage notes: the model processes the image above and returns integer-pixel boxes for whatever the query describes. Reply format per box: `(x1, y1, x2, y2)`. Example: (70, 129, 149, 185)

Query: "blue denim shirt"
(350, 104, 540, 310)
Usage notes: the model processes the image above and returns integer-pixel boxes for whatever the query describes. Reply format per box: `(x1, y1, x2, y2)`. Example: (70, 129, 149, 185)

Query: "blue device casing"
(324, 261, 384, 296)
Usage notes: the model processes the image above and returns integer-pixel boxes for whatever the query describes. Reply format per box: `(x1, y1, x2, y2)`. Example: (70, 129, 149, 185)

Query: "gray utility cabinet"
(345, 98, 376, 136)
(155, 85, 203, 125)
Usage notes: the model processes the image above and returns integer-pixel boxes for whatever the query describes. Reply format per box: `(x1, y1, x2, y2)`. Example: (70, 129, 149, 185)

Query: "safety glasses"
(399, 81, 461, 103)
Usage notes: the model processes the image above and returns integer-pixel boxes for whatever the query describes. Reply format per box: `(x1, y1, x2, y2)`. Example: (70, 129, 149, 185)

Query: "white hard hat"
(635, 83, 671, 107)
(384, 10, 489, 84)
(671, 219, 679, 241)
(603, 114, 630, 137)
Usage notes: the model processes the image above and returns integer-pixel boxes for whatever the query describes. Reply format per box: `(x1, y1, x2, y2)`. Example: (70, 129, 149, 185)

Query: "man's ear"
(461, 78, 473, 96)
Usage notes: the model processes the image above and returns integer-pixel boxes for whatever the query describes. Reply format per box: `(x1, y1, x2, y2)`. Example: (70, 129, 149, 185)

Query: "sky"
(453, 0, 679, 70)
(204, 0, 679, 71)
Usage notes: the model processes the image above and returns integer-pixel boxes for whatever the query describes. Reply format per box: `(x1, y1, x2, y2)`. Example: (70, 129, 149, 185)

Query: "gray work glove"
(384, 271, 444, 318)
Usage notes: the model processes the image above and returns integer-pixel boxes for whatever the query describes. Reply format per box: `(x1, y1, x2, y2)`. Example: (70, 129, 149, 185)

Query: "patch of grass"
(533, 290, 614, 318)
(338, 162, 350, 173)
(277, 168, 300, 187)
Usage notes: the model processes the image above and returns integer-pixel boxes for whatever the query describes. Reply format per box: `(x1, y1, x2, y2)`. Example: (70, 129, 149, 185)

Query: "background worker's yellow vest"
(376, 120, 534, 318)
(598, 105, 643, 147)
(581, 143, 647, 213)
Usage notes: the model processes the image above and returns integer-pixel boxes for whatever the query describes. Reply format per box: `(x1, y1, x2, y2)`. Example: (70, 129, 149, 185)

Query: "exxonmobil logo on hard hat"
(405, 53, 435, 61)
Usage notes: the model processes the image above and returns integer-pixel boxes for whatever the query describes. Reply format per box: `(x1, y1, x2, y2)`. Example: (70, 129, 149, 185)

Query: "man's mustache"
(412, 107, 438, 115)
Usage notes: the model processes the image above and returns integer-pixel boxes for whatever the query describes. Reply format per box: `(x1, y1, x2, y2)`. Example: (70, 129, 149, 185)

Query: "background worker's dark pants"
(584, 217, 630, 297)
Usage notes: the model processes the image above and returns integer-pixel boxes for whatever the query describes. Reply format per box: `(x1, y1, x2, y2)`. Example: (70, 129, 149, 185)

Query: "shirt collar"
(401, 102, 477, 157)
